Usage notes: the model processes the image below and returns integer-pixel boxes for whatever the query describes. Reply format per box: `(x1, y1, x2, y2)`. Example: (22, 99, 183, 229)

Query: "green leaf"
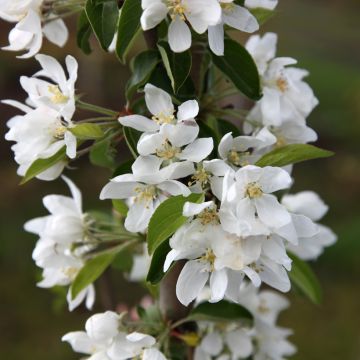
(21, 147, 67, 185)
(289, 253, 322, 305)
(211, 38, 261, 100)
(146, 240, 171, 284)
(89, 137, 117, 169)
(71, 251, 116, 299)
(157, 41, 192, 94)
(85, 0, 119, 51)
(255, 144, 334, 167)
(189, 300, 253, 322)
(77, 10, 92, 54)
(116, 0, 142, 63)
(147, 193, 204, 255)
(70, 123, 105, 140)
(123, 126, 141, 159)
(126, 50, 160, 100)
(112, 199, 128, 216)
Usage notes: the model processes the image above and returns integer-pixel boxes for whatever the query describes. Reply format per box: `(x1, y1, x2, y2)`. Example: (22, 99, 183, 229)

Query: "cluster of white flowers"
(194, 283, 295, 360)
(25, 176, 95, 310)
(4, 54, 78, 180)
(63, 311, 166, 360)
(140, 0, 279, 54)
(0, 0, 69, 58)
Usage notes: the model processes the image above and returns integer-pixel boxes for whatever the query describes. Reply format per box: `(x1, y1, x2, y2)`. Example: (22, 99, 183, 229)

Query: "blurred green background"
(0, 0, 359, 358)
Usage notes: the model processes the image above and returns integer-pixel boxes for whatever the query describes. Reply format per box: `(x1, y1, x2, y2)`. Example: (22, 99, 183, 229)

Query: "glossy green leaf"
(77, 10, 92, 54)
(126, 50, 160, 100)
(123, 127, 141, 159)
(70, 123, 105, 140)
(146, 240, 171, 284)
(147, 193, 204, 255)
(157, 41, 192, 94)
(116, 0, 142, 63)
(89, 137, 117, 169)
(85, 0, 119, 51)
(255, 144, 334, 167)
(189, 300, 253, 322)
(211, 38, 261, 100)
(289, 253, 322, 305)
(21, 147, 67, 185)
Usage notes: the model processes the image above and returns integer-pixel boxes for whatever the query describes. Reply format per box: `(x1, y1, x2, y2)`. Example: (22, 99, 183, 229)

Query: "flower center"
(167, 0, 187, 20)
(62, 267, 78, 280)
(200, 248, 216, 271)
(228, 149, 251, 167)
(246, 182, 263, 199)
(257, 299, 270, 314)
(188, 167, 210, 187)
(276, 76, 288, 93)
(152, 112, 175, 125)
(221, 2, 235, 12)
(156, 140, 180, 160)
(134, 185, 157, 207)
(197, 208, 219, 226)
(53, 125, 67, 139)
(48, 85, 69, 104)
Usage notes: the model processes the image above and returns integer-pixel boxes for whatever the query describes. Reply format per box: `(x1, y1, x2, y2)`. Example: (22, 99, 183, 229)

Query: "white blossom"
(25, 176, 95, 311)
(141, 0, 222, 52)
(245, 0, 278, 10)
(0, 0, 68, 58)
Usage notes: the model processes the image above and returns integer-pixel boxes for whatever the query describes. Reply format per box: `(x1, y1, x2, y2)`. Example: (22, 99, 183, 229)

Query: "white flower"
(120, 83, 199, 134)
(208, 0, 259, 56)
(129, 244, 151, 282)
(218, 128, 276, 167)
(220, 165, 293, 236)
(282, 191, 336, 260)
(25, 176, 95, 310)
(245, 0, 278, 10)
(141, 0, 222, 52)
(0, 0, 68, 58)
(20, 54, 78, 121)
(246, 33, 319, 126)
(4, 105, 76, 180)
(100, 155, 191, 233)
(62, 311, 121, 360)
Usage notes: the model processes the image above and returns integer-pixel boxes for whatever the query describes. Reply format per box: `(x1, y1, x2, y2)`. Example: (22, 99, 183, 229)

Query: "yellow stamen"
(156, 140, 180, 160)
(246, 182, 263, 199)
(228, 149, 251, 167)
(134, 185, 157, 207)
(48, 85, 69, 104)
(200, 248, 216, 271)
(167, 0, 187, 20)
(188, 167, 210, 187)
(276, 76, 288, 93)
(197, 208, 219, 226)
(53, 125, 67, 139)
(152, 112, 175, 125)
(221, 2, 235, 12)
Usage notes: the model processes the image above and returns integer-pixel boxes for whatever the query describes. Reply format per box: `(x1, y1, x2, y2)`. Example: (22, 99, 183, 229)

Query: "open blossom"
(141, 0, 221, 52)
(246, 33, 318, 126)
(282, 191, 337, 260)
(20, 54, 78, 121)
(63, 311, 166, 360)
(100, 155, 192, 233)
(24, 177, 95, 311)
(208, 0, 259, 56)
(220, 165, 293, 236)
(0, 0, 68, 58)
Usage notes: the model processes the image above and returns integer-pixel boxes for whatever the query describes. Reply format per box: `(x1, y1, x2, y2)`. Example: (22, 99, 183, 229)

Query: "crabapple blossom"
(140, 0, 222, 52)
(24, 176, 95, 310)
(0, 0, 68, 58)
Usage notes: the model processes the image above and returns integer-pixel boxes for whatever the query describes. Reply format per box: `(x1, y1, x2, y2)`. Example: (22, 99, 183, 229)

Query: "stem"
(77, 100, 118, 117)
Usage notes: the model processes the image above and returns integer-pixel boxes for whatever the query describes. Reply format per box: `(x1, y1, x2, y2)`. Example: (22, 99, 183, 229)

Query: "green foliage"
(116, 0, 142, 63)
(126, 50, 160, 101)
(189, 300, 253, 323)
(70, 123, 105, 140)
(250, 8, 276, 25)
(289, 253, 322, 305)
(147, 193, 204, 255)
(112, 199, 129, 216)
(211, 38, 261, 100)
(21, 147, 67, 185)
(123, 127, 141, 158)
(85, 0, 119, 51)
(77, 10, 92, 54)
(157, 41, 192, 94)
(146, 240, 171, 284)
(89, 137, 117, 169)
(255, 144, 334, 167)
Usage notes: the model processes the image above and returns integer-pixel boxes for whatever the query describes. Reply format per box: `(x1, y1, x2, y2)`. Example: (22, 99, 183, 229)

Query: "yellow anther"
(62, 267, 78, 280)
(53, 125, 67, 139)
(246, 182, 263, 199)
(228, 149, 250, 167)
(48, 85, 69, 104)
(134, 185, 157, 207)
(152, 112, 175, 125)
(156, 140, 180, 160)
(276, 76, 288, 93)
(200, 248, 216, 271)
(188, 167, 210, 187)
(221, 2, 235, 11)
(167, 0, 187, 20)
(197, 208, 219, 226)
(275, 135, 287, 148)
(257, 299, 270, 314)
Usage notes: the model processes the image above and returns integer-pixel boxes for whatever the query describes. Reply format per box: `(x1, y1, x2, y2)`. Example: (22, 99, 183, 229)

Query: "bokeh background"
(0, 0, 359, 358)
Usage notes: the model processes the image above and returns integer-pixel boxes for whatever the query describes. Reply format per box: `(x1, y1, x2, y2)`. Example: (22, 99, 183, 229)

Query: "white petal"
(125, 201, 154, 233)
(140, 3, 168, 30)
(168, 18, 192, 53)
(100, 179, 138, 200)
(183, 201, 214, 217)
(143, 348, 167, 360)
(223, 5, 259, 33)
(62, 331, 94, 354)
(62, 175, 83, 213)
(177, 100, 199, 121)
(43, 19, 69, 47)
(119, 114, 159, 132)
(208, 24, 224, 56)
(176, 261, 209, 306)
(85, 311, 120, 341)
(179, 138, 214, 162)
(145, 83, 174, 117)
(64, 131, 77, 159)
(209, 269, 228, 303)
(157, 180, 191, 196)
(259, 166, 292, 193)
